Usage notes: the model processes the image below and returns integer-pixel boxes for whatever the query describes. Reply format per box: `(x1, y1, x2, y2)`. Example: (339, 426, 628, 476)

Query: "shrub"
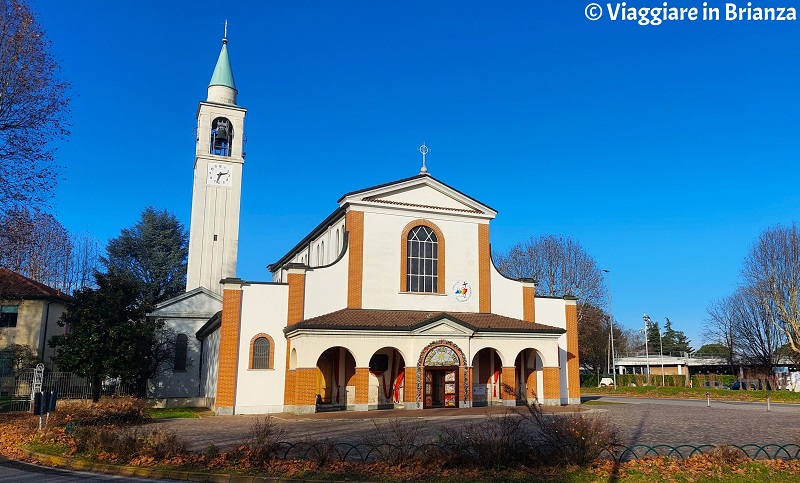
(54, 396, 149, 427)
(303, 438, 339, 466)
(523, 403, 620, 466)
(138, 428, 186, 459)
(361, 418, 432, 465)
(70, 425, 186, 462)
(707, 445, 748, 466)
(72, 426, 137, 459)
(439, 412, 532, 469)
(246, 415, 289, 466)
(203, 442, 220, 461)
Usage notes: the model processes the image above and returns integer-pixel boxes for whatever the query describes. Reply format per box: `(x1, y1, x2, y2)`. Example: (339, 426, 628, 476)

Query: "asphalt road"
(0, 457, 175, 483)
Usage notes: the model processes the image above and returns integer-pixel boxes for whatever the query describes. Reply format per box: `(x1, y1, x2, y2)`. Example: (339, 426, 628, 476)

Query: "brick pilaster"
(216, 280, 244, 411)
(346, 210, 364, 308)
(478, 223, 491, 313)
(526, 366, 538, 401)
(286, 266, 306, 325)
(501, 366, 516, 402)
(521, 279, 536, 323)
(293, 368, 317, 407)
(403, 367, 417, 404)
(565, 297, 580, 402)
(542, 367, 561, 405)
(354, 367, 369, 404)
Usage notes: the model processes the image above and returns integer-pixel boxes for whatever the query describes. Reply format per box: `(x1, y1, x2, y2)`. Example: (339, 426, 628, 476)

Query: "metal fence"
(264, 441, 800, 463)
(0, 369, 135, 412)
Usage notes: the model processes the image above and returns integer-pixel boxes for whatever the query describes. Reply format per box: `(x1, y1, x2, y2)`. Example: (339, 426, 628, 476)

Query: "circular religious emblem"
(452, 281, 472, 302)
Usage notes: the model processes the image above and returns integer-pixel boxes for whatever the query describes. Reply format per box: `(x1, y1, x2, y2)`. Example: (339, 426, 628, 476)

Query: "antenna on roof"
(223, 19, 228, 44)
(419, 142, 429, 174)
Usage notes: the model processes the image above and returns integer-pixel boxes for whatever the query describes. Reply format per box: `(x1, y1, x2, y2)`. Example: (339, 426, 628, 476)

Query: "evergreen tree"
(50, 271, 142, 402)
(51, 207, 188, 399)
(645, 317, 661, 354)
(695, 343, 731, 358)
(102, 206, 188, 312)
(662, 318, 693, 355)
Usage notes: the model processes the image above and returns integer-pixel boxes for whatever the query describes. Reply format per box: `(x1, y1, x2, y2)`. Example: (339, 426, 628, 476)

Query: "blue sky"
(31, 1, 800, 348)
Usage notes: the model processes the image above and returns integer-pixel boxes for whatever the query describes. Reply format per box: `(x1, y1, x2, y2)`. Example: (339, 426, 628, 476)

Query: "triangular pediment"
(339, 174, 496, 219)
(149, 287, 222, 319)
(412, 315, 475, 336)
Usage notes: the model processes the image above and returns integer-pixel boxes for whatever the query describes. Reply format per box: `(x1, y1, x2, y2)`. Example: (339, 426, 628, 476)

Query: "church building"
(150, 35, 580, 415)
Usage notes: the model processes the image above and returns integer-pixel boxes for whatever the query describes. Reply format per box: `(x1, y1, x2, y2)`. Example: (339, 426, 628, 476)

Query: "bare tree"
(705, 297, 738, 370)
(0, 0, 71, 212)
(0, 206, 70, 287)
(0, 207, 99, 293)
(706, 287, 785, 369)
(0, 343, 37, 378)
(493, 234, 606, 323)
(65, 231, 101, 291)
(741, 223, 800, 356)
(578, 303, 628, 374)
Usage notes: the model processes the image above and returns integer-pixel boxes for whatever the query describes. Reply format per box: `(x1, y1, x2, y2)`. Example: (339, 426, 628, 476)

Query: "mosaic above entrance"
(424, 345, 459, 366)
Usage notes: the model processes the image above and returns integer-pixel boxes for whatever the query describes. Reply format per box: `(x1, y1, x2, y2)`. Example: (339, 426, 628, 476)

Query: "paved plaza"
(153, 395, 800, 452)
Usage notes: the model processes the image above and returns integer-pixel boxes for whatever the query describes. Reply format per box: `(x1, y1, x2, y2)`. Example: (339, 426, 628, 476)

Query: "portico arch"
(315, 346, 356, 408)
(514, 348, 544, 405)
(368, 347, 406, 408)
(472, 347, 505, 406)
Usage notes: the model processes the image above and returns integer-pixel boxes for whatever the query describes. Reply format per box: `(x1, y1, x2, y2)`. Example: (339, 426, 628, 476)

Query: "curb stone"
(19, 449, 375, 482)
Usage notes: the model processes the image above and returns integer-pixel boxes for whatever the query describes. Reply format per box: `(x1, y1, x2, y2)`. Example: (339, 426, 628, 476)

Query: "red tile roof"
(285, 308, 564, 334)
(0, 268, 71, 301)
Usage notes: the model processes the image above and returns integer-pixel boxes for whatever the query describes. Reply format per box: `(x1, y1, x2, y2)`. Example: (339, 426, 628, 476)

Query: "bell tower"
(186, 31, 247, 295)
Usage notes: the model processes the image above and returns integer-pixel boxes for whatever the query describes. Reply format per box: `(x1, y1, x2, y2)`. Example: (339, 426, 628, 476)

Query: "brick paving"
(153, 396, 800, 452)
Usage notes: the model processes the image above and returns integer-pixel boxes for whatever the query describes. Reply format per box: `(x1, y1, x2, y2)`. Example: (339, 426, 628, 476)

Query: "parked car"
(731, 381, 757, 390)
(703, 381, 730, 390)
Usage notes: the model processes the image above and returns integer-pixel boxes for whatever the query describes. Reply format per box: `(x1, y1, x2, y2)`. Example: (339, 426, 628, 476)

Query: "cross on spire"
(419, 143, 429, 174)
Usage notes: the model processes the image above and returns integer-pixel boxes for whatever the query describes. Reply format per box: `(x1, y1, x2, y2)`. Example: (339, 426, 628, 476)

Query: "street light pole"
(602, 270, 617, 389)
(642, 313, 652, 385)
(659, 330, 665, 386)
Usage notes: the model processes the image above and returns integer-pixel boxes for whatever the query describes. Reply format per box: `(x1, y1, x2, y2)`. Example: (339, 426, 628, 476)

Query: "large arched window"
(407, 225, 438, 293)
(400, 220, 445, 294)
(249, 334, 275, 370)
(174, 334, 188, 371)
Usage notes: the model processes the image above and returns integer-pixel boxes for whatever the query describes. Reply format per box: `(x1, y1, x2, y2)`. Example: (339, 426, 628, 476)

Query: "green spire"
(209, 39, 236, 90)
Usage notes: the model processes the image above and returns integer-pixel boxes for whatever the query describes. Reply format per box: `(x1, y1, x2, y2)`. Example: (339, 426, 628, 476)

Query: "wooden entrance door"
(424, 368, 458, 408)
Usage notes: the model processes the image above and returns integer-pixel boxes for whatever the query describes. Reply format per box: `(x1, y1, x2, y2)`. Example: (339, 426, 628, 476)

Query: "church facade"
(150, 36, 580, 415)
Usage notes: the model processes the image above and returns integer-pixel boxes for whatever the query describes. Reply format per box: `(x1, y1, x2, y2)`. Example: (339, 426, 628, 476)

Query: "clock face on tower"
(207, 162, 232, 186)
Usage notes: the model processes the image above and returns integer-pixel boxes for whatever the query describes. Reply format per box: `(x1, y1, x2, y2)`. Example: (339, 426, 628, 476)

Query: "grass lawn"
(582, 385, 800, 403)
(145, 407, 213, 419)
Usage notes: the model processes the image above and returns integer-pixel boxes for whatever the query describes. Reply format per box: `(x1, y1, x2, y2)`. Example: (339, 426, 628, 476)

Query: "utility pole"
(643, 313, 653, 385)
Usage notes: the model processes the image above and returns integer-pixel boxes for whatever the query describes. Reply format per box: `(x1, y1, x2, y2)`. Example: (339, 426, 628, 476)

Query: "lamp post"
(642, 314, 652, 385)
(602, 270, 617, 389)
(659, 330, 665, 386)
